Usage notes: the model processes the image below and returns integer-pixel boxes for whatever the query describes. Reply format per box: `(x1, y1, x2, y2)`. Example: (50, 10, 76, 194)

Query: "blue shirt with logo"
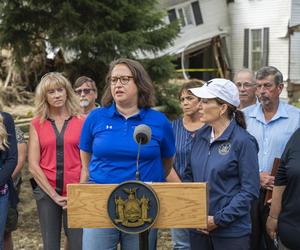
(243, 102, 300, 173)
(184, 120, 259, 237)
(80, 104, 176, 184)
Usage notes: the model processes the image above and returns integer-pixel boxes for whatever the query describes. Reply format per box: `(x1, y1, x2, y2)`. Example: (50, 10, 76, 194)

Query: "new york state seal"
(107, 181, 159, 234)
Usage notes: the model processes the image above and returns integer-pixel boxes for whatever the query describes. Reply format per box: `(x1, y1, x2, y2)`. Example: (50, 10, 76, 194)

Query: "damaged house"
(160, 0, 300, 100)
(160, 0, 231, 81)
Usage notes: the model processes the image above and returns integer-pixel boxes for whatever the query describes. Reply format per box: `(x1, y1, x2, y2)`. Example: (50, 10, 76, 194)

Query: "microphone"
(134, 124, 152, 145)
(133, 124, 152, 181)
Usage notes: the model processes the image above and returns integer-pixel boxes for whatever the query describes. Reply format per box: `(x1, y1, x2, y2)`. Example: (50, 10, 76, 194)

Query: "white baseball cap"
(189, 78, 240, 107)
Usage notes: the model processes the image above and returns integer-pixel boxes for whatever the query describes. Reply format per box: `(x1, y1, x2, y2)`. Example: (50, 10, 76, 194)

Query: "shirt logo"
(218, 142, 231, 155)
(106, 125, 113, 129)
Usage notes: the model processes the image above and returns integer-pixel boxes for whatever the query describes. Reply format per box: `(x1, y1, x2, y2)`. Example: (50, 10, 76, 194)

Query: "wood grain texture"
(67, 182, 207, 229)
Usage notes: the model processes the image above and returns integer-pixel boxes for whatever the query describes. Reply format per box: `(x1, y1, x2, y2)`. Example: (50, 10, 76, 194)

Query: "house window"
(167, 1, 203, 27)
(251, 29, 262, 71)
(243, 28, 269, 71)
(167, 9, 177, 23)
(191, 1, 203, 25)
(177, 5, 193, 26)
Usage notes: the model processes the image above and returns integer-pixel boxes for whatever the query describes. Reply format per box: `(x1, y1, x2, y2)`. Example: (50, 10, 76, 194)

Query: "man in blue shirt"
(243, 66, 300, 250)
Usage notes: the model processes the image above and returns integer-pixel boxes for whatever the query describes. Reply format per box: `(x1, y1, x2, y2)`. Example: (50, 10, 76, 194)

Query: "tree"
(0, 0, 180, 95)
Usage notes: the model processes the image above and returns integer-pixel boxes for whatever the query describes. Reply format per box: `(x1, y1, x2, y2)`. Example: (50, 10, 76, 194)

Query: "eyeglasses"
(109, 76, 134, 85)
(236, 82, 256, 89)
(74, 88, 95, 95)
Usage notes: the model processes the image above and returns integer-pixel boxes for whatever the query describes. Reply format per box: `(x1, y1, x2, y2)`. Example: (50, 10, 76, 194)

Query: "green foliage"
(156, 81, 182, 120)
(0, 0, 180, 93)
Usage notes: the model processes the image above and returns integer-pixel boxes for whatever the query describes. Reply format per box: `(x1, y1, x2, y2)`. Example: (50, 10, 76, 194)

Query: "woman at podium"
(184, 78, 260, 250)
(79, 58, 177, 250)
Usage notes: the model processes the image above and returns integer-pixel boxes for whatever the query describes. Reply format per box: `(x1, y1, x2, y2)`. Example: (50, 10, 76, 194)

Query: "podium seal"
(107, 181, 159, 234)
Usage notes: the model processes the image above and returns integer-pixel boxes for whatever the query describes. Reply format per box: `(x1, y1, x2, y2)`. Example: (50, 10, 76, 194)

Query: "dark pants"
(190, 230, 250, 250)
(34, 187, 82, 250)
(250, 189, 277, 250)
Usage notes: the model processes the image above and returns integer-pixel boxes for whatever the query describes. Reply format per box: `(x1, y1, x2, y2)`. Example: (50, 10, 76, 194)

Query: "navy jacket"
(184, 120, 259, 237)
(0, 112, 18, 206)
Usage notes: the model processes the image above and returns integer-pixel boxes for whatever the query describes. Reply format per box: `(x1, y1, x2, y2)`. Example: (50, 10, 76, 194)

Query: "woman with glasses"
(28, 72, 84, 250)
(0, 112, 17, 250)
(184, 79, 260, 250)
(171, 79, 204, 250)
(80, 58, 178, 250)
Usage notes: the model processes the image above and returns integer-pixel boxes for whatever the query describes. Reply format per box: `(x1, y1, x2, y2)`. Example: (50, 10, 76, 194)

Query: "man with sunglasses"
(234, 69, 257, 109)
(74, 76, 99, 114)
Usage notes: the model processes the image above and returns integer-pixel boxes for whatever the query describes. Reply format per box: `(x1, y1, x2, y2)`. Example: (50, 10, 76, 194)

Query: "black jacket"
(0, 112, 18, 206)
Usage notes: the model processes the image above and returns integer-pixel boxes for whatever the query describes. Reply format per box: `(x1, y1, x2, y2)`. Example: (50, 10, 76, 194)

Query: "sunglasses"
(75, 88, 95, 95)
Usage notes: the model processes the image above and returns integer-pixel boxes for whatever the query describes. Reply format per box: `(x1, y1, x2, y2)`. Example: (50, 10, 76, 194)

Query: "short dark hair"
(74, 76, 97, 91)
(101, 58, 156, 108)
(256, 66, 283, 85)
(178, 79, 205, 99)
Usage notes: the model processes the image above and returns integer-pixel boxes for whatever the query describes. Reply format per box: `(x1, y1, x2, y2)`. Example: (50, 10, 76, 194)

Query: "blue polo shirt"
(243, 102, 300, 173)
(80, 104, 176, 184)
(184, 120, 259, 237)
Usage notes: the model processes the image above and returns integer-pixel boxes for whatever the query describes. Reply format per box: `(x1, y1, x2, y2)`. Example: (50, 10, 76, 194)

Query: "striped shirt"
(172, 118, 200, 178)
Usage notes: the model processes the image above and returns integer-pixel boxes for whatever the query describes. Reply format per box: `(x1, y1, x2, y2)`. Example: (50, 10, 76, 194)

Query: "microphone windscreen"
(133, 124, 152, 145)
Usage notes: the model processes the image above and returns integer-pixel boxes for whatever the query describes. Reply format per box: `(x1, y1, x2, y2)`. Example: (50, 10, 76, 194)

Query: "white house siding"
(290, 0, 300, 26)
(228, 0, 291, 81)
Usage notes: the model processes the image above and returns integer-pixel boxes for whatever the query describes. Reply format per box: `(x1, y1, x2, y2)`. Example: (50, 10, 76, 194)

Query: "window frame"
(250, 29, 263, 71)
(243, 27, 269, 70)
(167, 1, 203, 28)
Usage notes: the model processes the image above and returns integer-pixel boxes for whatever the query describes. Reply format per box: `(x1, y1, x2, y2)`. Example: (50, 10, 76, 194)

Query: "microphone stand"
(136, 139, 141, 181)
(136, 138, 149, 250)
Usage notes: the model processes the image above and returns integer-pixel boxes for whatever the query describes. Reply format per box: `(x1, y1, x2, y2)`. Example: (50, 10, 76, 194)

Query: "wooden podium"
(67, 182, 208, 229)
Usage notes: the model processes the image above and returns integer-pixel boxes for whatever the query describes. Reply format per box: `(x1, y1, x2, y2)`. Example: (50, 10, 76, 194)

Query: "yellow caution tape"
(176, 68, 219, 72)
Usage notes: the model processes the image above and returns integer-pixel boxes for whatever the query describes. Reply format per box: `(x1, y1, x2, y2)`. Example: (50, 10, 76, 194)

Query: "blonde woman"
(28, 72, 84, 250)
(0, 111, 17, 250)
